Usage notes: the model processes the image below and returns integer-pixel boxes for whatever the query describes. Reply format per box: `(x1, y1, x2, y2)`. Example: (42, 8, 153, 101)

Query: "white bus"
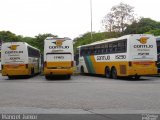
(77, 34, 157, 79)
(1, 42, 41, 79)
(44, 37, 74, 79)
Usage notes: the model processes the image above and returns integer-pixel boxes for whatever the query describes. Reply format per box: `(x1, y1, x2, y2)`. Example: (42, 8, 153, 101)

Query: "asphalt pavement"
(0, 74, 160, 119)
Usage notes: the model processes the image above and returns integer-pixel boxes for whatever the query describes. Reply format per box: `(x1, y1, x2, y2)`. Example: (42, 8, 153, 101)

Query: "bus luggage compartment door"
(46, 53, 72, 68)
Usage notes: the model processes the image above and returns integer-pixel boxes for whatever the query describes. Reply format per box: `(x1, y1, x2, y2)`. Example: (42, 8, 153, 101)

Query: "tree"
(145, 29, 160, 36)
(73, 32, 121, 52)
(34, 33, 57, 52)
(102, 2, 135, 32)
(124, 18, 160, 34)
(102, 12, 114, 32)
(0, 31, 21, 42)
(0, 31, 58, 53)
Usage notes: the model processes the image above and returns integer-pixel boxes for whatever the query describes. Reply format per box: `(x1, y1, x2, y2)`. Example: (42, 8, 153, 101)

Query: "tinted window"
(80, 39, 127, 56)
(28, 46, 40, 58)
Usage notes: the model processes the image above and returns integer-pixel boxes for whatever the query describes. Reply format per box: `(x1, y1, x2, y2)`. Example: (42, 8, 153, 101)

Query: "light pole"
(90, 0, 93, 39)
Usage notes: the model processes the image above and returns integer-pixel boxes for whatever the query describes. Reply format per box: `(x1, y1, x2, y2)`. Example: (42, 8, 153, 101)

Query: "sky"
(0, 0, 160, 39)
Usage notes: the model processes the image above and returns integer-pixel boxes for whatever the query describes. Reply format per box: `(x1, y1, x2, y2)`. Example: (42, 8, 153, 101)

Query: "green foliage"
(145, 29, 160, 36)
(34, 33, 57, 53)
(20, 37, 35, 48)
(21, 37, 34, 42)
(73, 32, 121, 51)
(0, 31, 21, 42)
(0, 31, 58, 53)
(124, 18, 160, 34)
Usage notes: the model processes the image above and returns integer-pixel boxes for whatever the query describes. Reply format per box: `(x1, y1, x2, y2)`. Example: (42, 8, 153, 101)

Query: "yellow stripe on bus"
(47, 61, 72, 67)
(44, 61, 73, 75)
(2, 64, 29, 76)
(2, 64, 39, 76)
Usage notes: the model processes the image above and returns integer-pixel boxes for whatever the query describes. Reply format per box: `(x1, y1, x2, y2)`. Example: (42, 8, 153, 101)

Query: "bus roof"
(2, 42, 40, 52)
(45, 37, 71, 40)
(78, 34, 154, 48)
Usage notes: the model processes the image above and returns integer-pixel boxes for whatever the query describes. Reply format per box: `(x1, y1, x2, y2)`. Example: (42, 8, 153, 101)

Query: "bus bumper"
(127, 67, 157, 76)
(2, 69, 29, 76)
(44, 68, 73, 75)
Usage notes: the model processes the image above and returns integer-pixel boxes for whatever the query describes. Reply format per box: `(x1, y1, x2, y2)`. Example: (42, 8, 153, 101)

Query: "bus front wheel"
(111, 67, 118, 79)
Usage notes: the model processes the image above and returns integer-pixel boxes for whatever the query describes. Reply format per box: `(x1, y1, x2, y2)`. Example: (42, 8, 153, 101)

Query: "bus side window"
(90, 46, 94, 55)
(28, 46, 40, 58)
(108, 43, 113, 53)
(101, 48, 104, 54)
(80, 48, 84, 56)
(118, 41, 123, 52)
(112, 42, 118, 53)
(94, 49, 97, 54)
(157, 41, 160, 53)
(117, 39, 127, 53)
(100, 44, 104, 54)
(122, 40, 127, 52)
(104, 43, 108, 54)
(94, 46, 97, 54)
(87, 48, 90, 56)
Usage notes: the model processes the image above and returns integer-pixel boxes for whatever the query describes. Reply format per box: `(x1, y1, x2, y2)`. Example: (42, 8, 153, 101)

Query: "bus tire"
(66, 75, 71, 79)
(8, 76, 14, 79)
(45, 75, 50, 80)
(80, 66, 84, 74)
(31, 68, 34, 76)
(135, 75, 141, 80)
(105, 67, 111, 78)
(111, 67, 118, 79)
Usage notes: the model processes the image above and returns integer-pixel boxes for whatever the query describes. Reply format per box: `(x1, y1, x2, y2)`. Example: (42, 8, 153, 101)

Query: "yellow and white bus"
(1, 42, 41, 78)
(44, 37, 74, 79)
(77, 34, 157, 79)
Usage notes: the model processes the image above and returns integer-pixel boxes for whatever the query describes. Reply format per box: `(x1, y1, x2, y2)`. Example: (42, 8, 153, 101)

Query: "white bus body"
(1, 42, 41, 78)
(44, 37, 74, 79)
(78, 34, 157, 79)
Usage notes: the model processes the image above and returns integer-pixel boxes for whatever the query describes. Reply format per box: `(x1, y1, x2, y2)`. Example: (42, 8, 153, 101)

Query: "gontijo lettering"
(5, 51, 23, 54)
(97, 56, 110, 60)
(133, 45, 153, 48)
(49, 46, 69, 49)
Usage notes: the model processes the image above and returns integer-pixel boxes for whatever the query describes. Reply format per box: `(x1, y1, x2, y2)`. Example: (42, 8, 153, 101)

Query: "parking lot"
(0, 73, 160, 115)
